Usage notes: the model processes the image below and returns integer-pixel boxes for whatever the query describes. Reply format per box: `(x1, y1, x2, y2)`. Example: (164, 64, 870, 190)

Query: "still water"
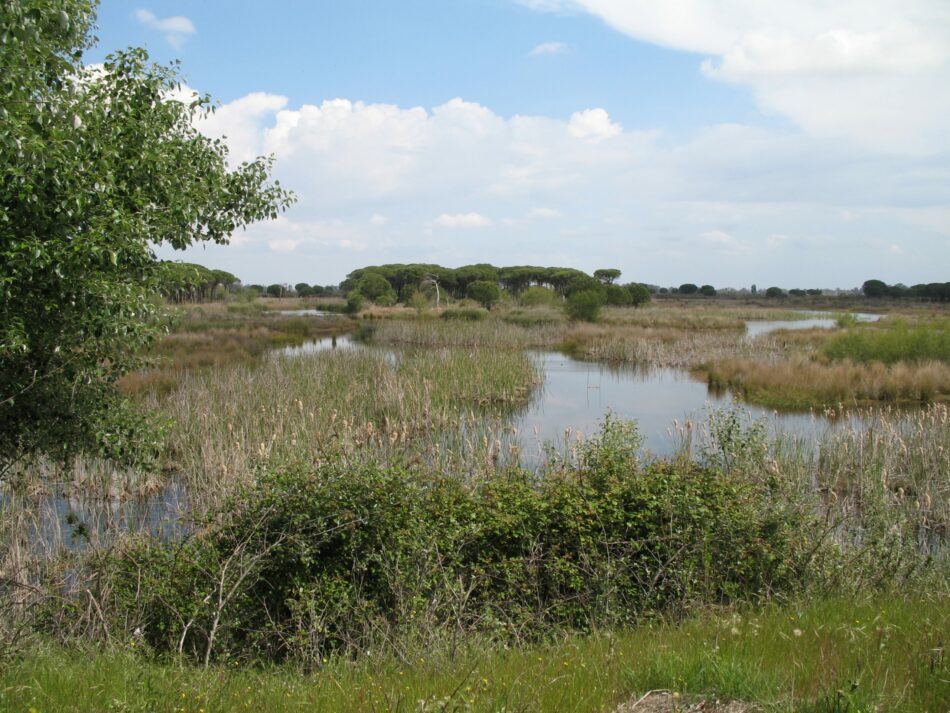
(282, 312, 880, 458)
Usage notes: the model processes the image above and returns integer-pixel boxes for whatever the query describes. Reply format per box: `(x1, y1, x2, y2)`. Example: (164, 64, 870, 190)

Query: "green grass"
(824, 318, 950, 365)
(3, 594, 947, 712)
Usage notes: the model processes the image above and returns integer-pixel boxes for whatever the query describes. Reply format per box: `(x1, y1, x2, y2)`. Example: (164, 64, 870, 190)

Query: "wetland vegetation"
(2, 5, 948, 708)
(3, 290, 949, 711)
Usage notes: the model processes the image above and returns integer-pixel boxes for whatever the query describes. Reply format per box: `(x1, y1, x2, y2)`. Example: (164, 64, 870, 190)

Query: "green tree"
(0, 1, 293, 472)
(862, 279, 889, 298)
(678, 283, 699, 295)
(699, 284, 717, 297)
(355, 272, 394, 303)
(565, 289, 606, 322)
(594, 268, 621, 285)
(765, 286, 785, 298)
(466, 280, 501, 309)
(626, 283, 651, 308)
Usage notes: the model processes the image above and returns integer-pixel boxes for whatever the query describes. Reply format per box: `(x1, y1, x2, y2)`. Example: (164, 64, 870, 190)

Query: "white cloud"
(134, 9, 196, 48)
(529, 207, 562, 219)
(529, 41, 569, 56)
(156, 90, 950, 287)
(568, 108, 622, 141)
(524, 1, 950, 153)
(433, 212, 493, 228)
(268, 239, 302, 252)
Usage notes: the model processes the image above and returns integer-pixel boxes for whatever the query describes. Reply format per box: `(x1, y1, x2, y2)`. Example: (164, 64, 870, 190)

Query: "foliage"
(343, 292, 364, 315)
(354, 271, 395, 303)
(519, 285, 559, 307)
(626, 282, 652, 307)
(466, 280, 501, 309)
(678, 283, 699, 295)
(564, 289, 606, 322)
(765, 287, 785, 298)
(700, 284, 717, 296)
(0, 1, 294, 470)
(593, 268, 621, 284)
(100, 417, 816, 664)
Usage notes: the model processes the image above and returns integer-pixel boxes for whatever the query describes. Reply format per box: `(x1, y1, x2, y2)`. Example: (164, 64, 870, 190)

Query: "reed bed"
(565, 325, 784, 369)
(809, 403, 950, 554)
(702, 355, 950, 409)
(158, 347, 540, 512)
(368, 319, 567, 349)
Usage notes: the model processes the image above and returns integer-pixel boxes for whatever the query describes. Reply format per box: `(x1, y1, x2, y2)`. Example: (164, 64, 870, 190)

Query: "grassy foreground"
(2, 594, 946, 713)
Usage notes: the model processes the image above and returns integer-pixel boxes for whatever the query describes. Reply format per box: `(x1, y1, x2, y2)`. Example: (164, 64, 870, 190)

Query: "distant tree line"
(157, 262, 239, 303)
(862, 279, 950, 302)
(242, 283, 341, 298)
(338, 263, 652, 313)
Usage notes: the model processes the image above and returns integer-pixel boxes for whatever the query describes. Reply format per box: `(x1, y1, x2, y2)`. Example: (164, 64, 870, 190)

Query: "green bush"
(100, 418, 816, 665)
(519, 286, 559, 307)
(565, 289, 606, 322)
(344, 292, 364, 315)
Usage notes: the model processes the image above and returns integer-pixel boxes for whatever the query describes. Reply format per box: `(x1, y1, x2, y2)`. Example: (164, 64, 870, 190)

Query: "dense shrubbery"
(98, 418, 816, 665)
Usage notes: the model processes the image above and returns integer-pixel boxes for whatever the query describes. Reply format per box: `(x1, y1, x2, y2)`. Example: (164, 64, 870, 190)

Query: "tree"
(0, 1, 294, 472)
(564, 289, 606, 322)
(678, 283, 699, 295)
(594, 268, 621, 285)
(862, 279, 889, 298)
(626, 283, 651, 308)
(466, 280, 501, 309)
(765, 286, 785, 298)
(699, 284, 717, 297)
(294, 282, 312, 297)
(355, 272, 395, 303)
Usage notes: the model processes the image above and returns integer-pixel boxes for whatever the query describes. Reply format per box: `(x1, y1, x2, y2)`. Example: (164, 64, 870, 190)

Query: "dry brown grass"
(701, 355, 950, 409)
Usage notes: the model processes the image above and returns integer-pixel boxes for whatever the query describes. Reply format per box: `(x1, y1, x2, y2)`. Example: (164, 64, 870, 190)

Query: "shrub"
(99, 418, 817, 665)
(344, 292, 364, 315)
(565, 289, 606, 322)
(519, 286, 559, 307)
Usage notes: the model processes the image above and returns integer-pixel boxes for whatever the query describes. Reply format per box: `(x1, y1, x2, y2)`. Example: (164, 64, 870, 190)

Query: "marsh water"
(282, 312, 880, 459)
(12, 311, 880, 547)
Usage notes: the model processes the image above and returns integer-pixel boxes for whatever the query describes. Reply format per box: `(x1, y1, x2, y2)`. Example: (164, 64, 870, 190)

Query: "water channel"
(281, 311, 881, 458)
(12, 311, 881, 547)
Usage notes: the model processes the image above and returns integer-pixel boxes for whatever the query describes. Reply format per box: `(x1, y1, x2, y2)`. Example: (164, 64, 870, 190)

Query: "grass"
(824, 318, 950, 364)
(698, 317, 950, 409)
(701, 356, 950, 409)
(2, 593, 947, 712)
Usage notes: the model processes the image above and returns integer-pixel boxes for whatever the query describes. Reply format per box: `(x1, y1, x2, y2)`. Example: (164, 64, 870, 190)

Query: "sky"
(88, 1, 950, 289)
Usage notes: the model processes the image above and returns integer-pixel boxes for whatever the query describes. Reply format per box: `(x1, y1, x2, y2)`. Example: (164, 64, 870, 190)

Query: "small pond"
(280, 312, 881, 459)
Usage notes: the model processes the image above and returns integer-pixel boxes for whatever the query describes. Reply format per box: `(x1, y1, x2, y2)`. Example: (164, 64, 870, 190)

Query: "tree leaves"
(0, 0, 294, 468)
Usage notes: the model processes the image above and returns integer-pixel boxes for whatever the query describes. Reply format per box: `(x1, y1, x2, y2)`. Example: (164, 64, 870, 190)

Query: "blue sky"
(90, 1, 950, 288)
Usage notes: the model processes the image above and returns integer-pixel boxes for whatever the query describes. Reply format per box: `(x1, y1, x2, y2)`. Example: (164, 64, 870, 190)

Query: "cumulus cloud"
(567, 108, 622, 141)
(433, 213, 493, 228)
(134, 9, 196, 48)
(524, 1, 950, 153)
(529, 207, 562, 219)
(154, 90, 950, 287)
(529, 41, 568, 56)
